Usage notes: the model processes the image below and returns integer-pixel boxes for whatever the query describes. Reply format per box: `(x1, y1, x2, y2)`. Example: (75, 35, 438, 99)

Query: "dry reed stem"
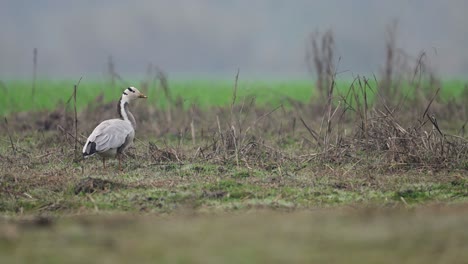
(31, 48, 37, 99)
(4, 117, 16, 155)
(73, 77, 82, 160)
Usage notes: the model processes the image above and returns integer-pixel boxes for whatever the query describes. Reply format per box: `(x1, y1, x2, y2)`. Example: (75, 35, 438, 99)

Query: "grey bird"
(82, 87, 147, 170)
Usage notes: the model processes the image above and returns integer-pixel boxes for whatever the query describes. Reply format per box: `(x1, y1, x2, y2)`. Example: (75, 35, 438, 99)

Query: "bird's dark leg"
(102, 157, 106, 170)
(118, 154, 122, 171)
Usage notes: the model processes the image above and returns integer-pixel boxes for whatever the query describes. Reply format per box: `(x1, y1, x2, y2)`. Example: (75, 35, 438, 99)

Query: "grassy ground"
(1, 76, 467, 263)
(1, 138, 466, 215)
(1, 132, 467, 263)
(1, 78, 467, 115)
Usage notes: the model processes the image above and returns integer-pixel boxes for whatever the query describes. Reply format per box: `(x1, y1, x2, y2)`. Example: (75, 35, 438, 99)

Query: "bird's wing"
(85, 119, 134, 153)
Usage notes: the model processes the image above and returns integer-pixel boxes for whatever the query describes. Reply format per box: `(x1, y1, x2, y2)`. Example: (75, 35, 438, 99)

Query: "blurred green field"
(1, 79, 311, 115)
(1, 79, 466, 116)
(1, 206, 468, 264)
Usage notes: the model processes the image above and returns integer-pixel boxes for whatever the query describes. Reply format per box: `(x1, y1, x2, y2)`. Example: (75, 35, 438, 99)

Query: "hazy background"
(1, 0, 467, 79)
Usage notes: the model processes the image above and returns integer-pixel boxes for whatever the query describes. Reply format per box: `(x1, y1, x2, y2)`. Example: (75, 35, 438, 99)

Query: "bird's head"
(122, 87, 147, 101)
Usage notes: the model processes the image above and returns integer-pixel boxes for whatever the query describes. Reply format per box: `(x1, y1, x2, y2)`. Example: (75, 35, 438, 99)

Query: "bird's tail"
(82, 141, 97, 158)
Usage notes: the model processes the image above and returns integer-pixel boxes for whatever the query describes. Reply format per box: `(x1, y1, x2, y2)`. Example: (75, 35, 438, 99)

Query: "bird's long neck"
(118, 96, 136, 129)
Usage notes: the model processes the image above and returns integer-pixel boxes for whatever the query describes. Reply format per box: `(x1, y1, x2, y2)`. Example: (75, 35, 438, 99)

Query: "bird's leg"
(102, 157, 106, 170)
(118, 154, 122, 171)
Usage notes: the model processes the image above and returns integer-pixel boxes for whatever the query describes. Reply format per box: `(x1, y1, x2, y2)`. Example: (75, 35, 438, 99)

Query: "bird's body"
(82, 87, 147, 170)
(83, 119, 135, 158)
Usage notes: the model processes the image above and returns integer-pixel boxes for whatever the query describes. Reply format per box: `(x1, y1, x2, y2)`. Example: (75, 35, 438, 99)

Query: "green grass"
(0, 79, 313, 115)
(1, 78, 467, 116)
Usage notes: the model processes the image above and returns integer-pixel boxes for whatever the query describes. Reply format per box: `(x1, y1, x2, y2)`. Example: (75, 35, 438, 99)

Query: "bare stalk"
(299, 117, 321, 146)
(324, 76, 335, 146)
(306, 30, 334, 102)
(190, 107, 196, 145)
(155, 68, 172, 124)
(108, 55, 115, 89)
(230, 68, 240, 124)
(4, 117, 16, 155)
(73, 77, 83, 159)
(230, 69, 240, 167)
(32, 48, 38, 99)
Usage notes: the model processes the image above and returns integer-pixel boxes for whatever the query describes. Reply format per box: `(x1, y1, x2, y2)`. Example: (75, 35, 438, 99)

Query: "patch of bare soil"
(74, 177, 126, 194)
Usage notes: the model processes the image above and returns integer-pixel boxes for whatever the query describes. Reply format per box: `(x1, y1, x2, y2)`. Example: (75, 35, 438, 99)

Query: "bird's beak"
(139, 93, 148, 98)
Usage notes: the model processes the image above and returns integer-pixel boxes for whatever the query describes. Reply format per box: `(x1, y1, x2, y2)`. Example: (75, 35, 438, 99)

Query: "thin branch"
(299, 117, 322, 146)
(422, 87, 440, 120)
(230, 68, 240, 124)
